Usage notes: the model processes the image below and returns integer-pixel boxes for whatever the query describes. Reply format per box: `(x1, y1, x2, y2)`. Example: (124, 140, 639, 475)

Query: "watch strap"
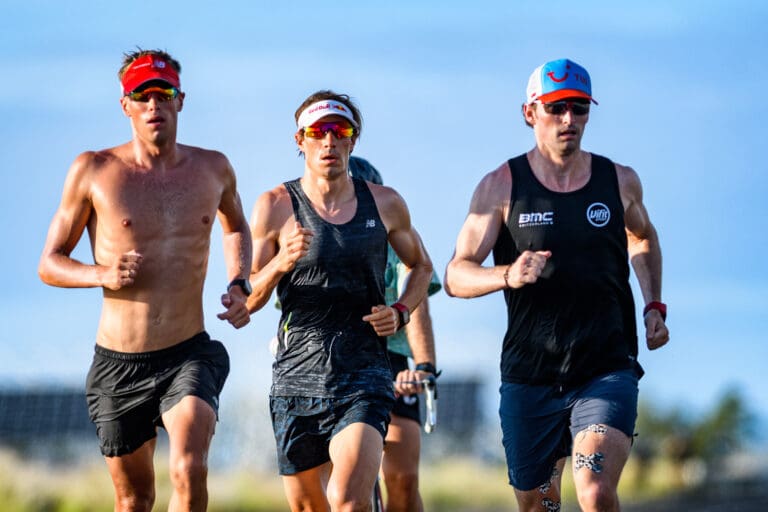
(642, 301, 667, 321)
(414, 362, 441, 378)
(227, 278, 252, 297)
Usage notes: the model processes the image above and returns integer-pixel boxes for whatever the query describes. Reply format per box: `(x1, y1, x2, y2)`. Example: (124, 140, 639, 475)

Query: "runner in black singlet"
(445, 58, 669, 512)
(246, 90, 433, 512)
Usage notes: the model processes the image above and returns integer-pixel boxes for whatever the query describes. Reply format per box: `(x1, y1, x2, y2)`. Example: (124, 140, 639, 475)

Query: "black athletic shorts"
(270, 393, 394, 475)
(85, 331, 229, 457)
(388, 351, 421, 424)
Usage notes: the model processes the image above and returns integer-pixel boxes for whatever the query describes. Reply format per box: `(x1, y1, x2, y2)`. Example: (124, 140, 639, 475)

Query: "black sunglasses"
(541, 100, 590, 116)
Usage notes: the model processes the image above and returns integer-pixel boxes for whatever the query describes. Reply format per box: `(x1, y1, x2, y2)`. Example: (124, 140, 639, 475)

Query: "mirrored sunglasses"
(126, 86, 180, 103)
(303, 121, 356, 139)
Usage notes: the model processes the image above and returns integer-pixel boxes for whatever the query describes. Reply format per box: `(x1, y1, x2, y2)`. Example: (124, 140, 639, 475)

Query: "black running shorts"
(85, 331, 229, 457)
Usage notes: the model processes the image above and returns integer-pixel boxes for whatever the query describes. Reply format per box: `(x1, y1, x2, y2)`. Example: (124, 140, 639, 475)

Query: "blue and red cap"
(525, 58, 597, 105)
(121, 54, 180, 94)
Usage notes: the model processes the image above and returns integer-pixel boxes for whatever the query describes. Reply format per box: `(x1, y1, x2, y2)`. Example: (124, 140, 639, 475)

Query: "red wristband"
(643, 301, 667, 321)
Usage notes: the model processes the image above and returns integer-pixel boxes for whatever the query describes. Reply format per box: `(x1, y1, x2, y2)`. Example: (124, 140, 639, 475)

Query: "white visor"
(297, 100, 359, 130)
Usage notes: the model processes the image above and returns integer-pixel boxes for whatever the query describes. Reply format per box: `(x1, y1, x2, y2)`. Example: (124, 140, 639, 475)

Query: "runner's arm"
(246, 187, 313, 313)
(444, 165, 511, 297)
(217, 155, 252, 284)
(215, 154, 253, 328)
(617, 164, 669, 349)
(38, 152, 125, 288)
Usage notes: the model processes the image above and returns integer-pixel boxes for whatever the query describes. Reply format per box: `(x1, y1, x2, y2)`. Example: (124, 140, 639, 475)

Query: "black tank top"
(492, 153, 641, 388)
(272, 177, 392, 398)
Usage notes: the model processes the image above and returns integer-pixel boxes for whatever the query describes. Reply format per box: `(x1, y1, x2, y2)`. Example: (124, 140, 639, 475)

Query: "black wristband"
(414, 362, 441, 378)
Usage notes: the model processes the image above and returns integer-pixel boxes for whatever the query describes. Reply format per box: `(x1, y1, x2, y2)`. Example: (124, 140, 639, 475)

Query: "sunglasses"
(125, 86, 180, 103)
(541, 100, 590, 116)
(303, 121, 356, 139)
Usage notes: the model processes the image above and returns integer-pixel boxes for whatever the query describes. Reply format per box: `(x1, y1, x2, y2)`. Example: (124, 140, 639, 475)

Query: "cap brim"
(535, 90, 598, 105)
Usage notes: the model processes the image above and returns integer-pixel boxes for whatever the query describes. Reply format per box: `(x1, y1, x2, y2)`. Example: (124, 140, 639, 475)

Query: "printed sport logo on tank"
(518, 211, 554, 228)
(586, 202, 611, 227)
(366, 219, 376, 228)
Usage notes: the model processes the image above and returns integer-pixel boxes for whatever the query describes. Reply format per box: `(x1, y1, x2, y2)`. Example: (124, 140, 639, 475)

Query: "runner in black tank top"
(493, 153, 641, 389)
(274, 177, 392, 399)
(445, 59, 668, 509)
(246, 91, 433, 510)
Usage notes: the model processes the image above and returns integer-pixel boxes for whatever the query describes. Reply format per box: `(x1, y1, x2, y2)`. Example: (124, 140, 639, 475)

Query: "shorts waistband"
(94, 331, 210, 361)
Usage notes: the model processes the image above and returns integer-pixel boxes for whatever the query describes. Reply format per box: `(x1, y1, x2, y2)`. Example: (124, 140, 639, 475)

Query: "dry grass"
(0, 448, 690, 512)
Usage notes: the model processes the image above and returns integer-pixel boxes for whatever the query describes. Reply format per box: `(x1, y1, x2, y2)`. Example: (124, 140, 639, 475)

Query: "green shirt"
(385, 245, 442, 357)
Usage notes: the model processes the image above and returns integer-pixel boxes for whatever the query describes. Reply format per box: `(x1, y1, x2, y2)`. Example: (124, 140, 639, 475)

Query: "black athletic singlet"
(272, 177, 392, 398)
(492, 153, 642, 388)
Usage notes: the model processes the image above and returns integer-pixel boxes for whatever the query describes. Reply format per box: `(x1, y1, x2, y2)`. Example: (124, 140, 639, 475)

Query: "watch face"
(391, 302, 410, 328)
(229, 278, 252, 296)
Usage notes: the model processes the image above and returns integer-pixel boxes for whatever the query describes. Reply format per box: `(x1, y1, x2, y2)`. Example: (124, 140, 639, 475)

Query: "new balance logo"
(519, 211, 554, 227)
(366, 219, 376, 228)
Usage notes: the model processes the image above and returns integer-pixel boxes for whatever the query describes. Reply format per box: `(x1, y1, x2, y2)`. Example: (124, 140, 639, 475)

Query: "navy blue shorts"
(389, 352, 421, 424)
(270, 393, 394, 475)
(85, 331, 229, 457)
(499, 369, 639, 490)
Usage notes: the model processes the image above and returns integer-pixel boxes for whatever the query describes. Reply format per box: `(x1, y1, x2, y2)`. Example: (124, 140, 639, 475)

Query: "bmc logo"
(519, 211, 554, 227)
(586, 203, 610, 227)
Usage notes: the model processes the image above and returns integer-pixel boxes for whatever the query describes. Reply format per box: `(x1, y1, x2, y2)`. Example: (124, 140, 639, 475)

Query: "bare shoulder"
(470, 161, 512, 213)
(179, 144, 233, 173)
(251, 183, 294, 235)
(71, 146, 121, 172)
(366, 182, 407, 211)
(364, 182, 412, 234)
(64, 147, 126, 191)
(613, 161, 643, 204)
(479, 161, 512, 193)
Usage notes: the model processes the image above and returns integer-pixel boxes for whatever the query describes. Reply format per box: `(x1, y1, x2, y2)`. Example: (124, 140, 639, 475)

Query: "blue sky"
(2, 1, 767, 441)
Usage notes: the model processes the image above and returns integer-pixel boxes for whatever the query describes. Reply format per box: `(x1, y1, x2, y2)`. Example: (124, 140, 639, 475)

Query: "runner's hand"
(394, 368, 429, 397)
(218, 286, 251, 329)
(101, 250, 143, 290)
(645, 311, 669, 350)
(363, 304, 398, 336)
(506, 250, 551, 288)
(277, 221, 313, 273)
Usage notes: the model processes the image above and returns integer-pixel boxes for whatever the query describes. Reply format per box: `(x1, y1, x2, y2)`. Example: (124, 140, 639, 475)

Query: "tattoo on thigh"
(538, 467, 560, 494)
(542, 498, 561, 511)
(574, 452, 605, 473)
(576, 424, 608, 444)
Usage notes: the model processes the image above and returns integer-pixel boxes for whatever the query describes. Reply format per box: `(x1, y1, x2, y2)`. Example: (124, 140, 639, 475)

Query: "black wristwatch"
(391, 302, 410, 330)
(414, 362, 441, 378)
(227, 278, 252, 297)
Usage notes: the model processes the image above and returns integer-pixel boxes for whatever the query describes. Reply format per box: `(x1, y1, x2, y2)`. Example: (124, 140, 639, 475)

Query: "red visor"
(121, 54, 180, 94)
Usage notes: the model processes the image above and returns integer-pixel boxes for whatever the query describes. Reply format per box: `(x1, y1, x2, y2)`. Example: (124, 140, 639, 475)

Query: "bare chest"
(92, 168, 222, 235)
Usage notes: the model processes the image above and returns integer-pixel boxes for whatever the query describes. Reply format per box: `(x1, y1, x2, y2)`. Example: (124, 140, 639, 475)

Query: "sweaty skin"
(39, 95, 251, 352)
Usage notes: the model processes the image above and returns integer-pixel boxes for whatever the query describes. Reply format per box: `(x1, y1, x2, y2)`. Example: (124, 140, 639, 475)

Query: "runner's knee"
(326, 487, 371, 512)
(114, 491, 155, 512)
(169, 452, 208, 490)
(384, 468, 419, 498)
(576, 479, 617, 511)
